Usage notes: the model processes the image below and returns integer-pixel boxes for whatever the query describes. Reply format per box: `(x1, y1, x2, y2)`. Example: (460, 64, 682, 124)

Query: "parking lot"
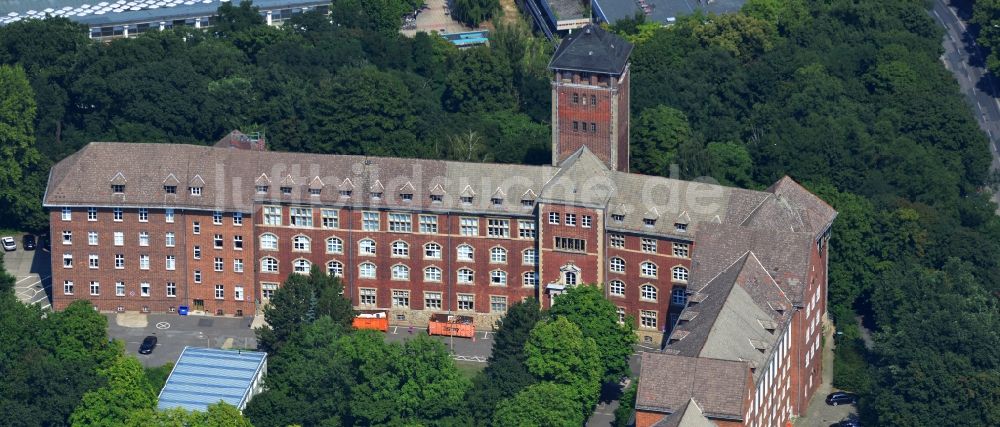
(107, 312, 258, 367)
(3, 233, 52, 309)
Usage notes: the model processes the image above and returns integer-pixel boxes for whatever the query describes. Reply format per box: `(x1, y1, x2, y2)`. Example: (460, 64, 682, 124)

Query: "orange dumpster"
(427, 313, 475, 338)
(352, 311, 389, 332)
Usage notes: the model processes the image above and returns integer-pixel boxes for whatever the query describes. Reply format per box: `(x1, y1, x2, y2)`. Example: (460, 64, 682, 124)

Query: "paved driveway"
(384, 325, 493, 361)
(106, 312, 257, 367)
(3, 235, 52, 309)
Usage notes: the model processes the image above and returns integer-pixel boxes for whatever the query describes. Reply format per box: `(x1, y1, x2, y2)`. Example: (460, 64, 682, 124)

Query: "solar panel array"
(157, 346, 267, 412)
(0, 0, 225, 25)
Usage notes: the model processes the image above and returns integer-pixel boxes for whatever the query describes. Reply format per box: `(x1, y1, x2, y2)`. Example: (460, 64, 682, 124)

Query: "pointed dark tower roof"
(548, 24, 633, 75)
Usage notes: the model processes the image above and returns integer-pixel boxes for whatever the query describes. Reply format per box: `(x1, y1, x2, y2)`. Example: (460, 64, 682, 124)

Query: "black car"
(825, 391, 858, 406)
(138, 335, 157, 354)
(22, 235, 36, 251)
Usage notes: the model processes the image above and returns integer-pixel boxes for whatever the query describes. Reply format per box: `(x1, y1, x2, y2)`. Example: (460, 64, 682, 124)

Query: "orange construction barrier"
(427, 313, 475, 338)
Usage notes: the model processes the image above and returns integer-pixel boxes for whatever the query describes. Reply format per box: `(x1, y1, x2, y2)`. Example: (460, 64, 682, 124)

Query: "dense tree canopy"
(256, 265, 354, 354)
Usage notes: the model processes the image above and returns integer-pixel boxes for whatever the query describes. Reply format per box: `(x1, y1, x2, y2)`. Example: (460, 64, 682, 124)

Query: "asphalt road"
(932, 0, 1000, 181)
(106, 312, 258, 367)
(3, 236, 52, 309)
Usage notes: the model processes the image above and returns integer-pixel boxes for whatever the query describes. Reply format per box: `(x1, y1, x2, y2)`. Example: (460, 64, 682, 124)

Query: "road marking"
(16, 276, 35, 284)
(481, 331, 490, 339)
(392, 326, 398, 334)
(155, 322, 171, 329)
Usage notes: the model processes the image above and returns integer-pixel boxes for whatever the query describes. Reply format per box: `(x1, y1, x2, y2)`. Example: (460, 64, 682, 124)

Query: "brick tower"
(549, 24, 633, 172)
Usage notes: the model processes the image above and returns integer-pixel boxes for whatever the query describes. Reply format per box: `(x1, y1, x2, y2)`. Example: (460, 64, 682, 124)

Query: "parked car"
(138, 336, 158, 354)
(1, 236, 15, 251)
(22, 234, 35, 250)
(831, 419, 862, 427)
(825, 391, 859, 406)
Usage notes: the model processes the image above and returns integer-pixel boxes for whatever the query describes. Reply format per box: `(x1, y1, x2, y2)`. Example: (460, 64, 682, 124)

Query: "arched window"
(392, 241, 409, 257)
(457, 268, 474, 284)
(640, 284, 658, 301)
(490, 270, 507, 286)
(424, 266, 443, 282)
(672, 266, 689, 282)
(392, 264, 410, 280)
(260, 257, 278, 273)
(424, 243, 442, 259)
(457, 244, 474, 261)
(327, 260, 343, 277)
(522, 248, 537, 265)
(293, 258, 311, 274)
(609, 280, 625, 297)
(640, 261, 658, 278)
(564, 271, 577, 286)
(672, 288, 687, 305)
(259, 233, 278, 251)
(326, 237, 343, 254)
(609, 257, 625, 273)
(359, 239, 376, 255)
(359, 262, 376, 279)
(490, 247, 507, 263)
(292, 235, 311, 252)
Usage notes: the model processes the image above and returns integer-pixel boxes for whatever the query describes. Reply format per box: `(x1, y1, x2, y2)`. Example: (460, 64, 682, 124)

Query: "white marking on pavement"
(155, 322, 171, 330)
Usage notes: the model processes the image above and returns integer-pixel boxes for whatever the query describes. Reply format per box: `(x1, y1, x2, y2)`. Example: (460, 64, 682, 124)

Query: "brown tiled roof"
(636, 352, 747, 420)
(650, 399, 717, 427)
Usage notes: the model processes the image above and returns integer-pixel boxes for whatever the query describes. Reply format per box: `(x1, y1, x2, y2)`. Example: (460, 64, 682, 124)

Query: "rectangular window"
(113, 208, 123, 221)
(63, 280, 74, 295)
(192, 221, 200, 234)
(321, 209, 339, 228)
(165, 209, 174, 223)
(641, 310, 658, 329)
(548, 212, 559, 224)
(90, 281, 100, 296)
(234, 259, 244, 273)
(610, 233, 624, 248)
(139, 232, 149, 247)
(113, 232, 123, 246)
(281, 187, 292, 195)
(190, 186, 202, 196)
(487, 218, 510, 238)
(165, 255, 176, 270)
(213, 234, 223, 249)
(309, 188, 321, 196)
(362, 211, 380, 231)
(88, 231, 98, 246)
(234, 286, 244, 301)
(167, 282, 177, 297)
(165, 232, 175, 247)
(214, 257, 223, 272)
(88, 207, 97, 221)
(673, 242, 690, 258)
(424, 292, 442, 310)
(460, 217, 479, 236)
(518, 220, 536, 239)
(63, 254, 73, 268)
(138, 208, 148, 222)
(582, 215, 592, 228)
(612, 214, 624, 222)
(61, 207, 72, 221)
(523, 271, 538, 287)
(193, 246, 201, 260)
(264, 206, 282, 226)
(491, 296, 508, 313)
(212, 211, 223, 225)
(360, 288, 376, 306)
(290, 207, 313, 227)
(522, 249, 537, 265)
(675, 223, 688, 233)
(591, 123, 597, 133)
(573, 121, 579, 131)
(234, 235, 243, 250)
(115, 254, 124, 269)
(388, 213, 413, 232)
(419, 215, 438, 234)
(262, 283, 278, 299)
(457, 294, 475, 311)
(233, 212, 243, 226)
(392, 290, 410, 308)
(641, 238, 657, 253)
(116, 281, 125, 296)
(140, 282, 150, 297)
(215, 284, 224, 299)
(62, 231, 72, 244)
(554, 237, 586, 252)
(88, 254, 99, 269)
(139, 255, 150, 270)
(194, 270, 202, 283)
(565, 213, 576, 226)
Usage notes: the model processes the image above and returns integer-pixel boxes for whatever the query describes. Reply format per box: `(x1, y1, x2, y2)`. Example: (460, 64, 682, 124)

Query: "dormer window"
(340, 190, 352, 198)
(674, 223, 688, 232)
(280, 187, 292, 195)
(612, 214, 624, 222)
(460, 196, 473, 204)
(521, 199, 534, 207)
(190, 186, 202, 196)
(401, 193, 414, 202)
(164, 185, 177, 194)
(112, 184, 124, 194)
(431, 194, 443, 203)
(371, 192, 383, 200)
(643, 218, 656, 226)
(256, 185, 268, 194)
(491, 197, 503, 206)
(309, 188, 321, 196)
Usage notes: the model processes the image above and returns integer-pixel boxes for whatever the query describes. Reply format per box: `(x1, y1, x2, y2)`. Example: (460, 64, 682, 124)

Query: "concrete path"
(795, 315, 857, 426)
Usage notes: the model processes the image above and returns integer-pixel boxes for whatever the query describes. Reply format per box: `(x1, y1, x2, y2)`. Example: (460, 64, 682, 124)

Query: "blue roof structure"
(592, 0, 747, 25)
(157, 346, 267, 412)
(0, 0, 328, 28)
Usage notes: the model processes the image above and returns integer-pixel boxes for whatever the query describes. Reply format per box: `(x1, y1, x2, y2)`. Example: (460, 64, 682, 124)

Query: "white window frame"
(362, 211, 380, 231)
(490, 295, 508, 313)
(263, 206, 282, 226)
(321, 209, 338, 228)
(518, 220, 536, 239)
(292, 235, 311, 252)
(392, 264, 410, 280)
(360, 288, 376, 305)
(424, 266, 443, 282)
(457, 244, 474, 262)
(424, 292, 443, 310)
(392, 240, 410, 257)
(490, 270, 507, 286)
(388, 213, 413, 232)
(290, 207, 313, 227)
(672, 266, 689, 282)
(460, 217, 479, 236)
(609, 280, 625, 297)
(261, 257, 278, 273)
(548, 212, 559, 224)
(424, 242, 442, 259)
(359, 262, 377, 279)
(522, 248, 537, 266)
(457, 294, 475, 311)
(487, 218, 510, 238)
(392, 290, 410, 308)
(610, 257, 625, 273)
(641, 261, 658, 278)
(640, 284, 658, 302)
(359, 239, 376, 256)
(457, 268, 474, 284)
(293, 258, 311, 274)
(419, 215, 438, 234)
(327, 261, 344, 277)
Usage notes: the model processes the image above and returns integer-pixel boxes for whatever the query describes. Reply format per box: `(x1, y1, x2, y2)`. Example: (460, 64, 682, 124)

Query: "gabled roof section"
(520, 188, 536, 201)
(189, 174, 204, 186)
(742, 176, 837, 236)
(110, 172, 127, 185)
(637, 352, 747, 420)
(644, 207, 660, 220)
(254, 173, 270, 186)
(337, 178, 354, 191)
(308, 176, 324, 189)
(430, 183, 446, 196)
(280, 175, 296, 186)
(491, 187, 506, 199)
(650, 398, 717, 427)
(163, 173, 180, 186)
(541, 147, 614, 206)
(370, 180, 384, 192)
(399, 181, 416, 194)
(460, 185, 476, 198)
(548, 24, 633, 75)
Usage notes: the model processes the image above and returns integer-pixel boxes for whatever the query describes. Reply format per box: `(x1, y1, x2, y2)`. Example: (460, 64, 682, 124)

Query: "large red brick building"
(43, 25, 835, 423)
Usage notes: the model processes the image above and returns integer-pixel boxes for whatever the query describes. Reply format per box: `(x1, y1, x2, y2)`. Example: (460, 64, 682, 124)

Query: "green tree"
(548, 285, 636, 383)
(70, 356, 157, 426)
(631, 105, 693, 176)
(974, 0, 1000, 76)
(451, 0, 499, 27)
(213, 0, 266, 37)
(705, 141, 753, 187)
(492, 382, 585, 427)
(444, 47, 517, 113)
(0, 64, 46, 231)
(690, 13, 776, 62)
(524, 317, 602, 415)
(256, 265, 354, 354)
